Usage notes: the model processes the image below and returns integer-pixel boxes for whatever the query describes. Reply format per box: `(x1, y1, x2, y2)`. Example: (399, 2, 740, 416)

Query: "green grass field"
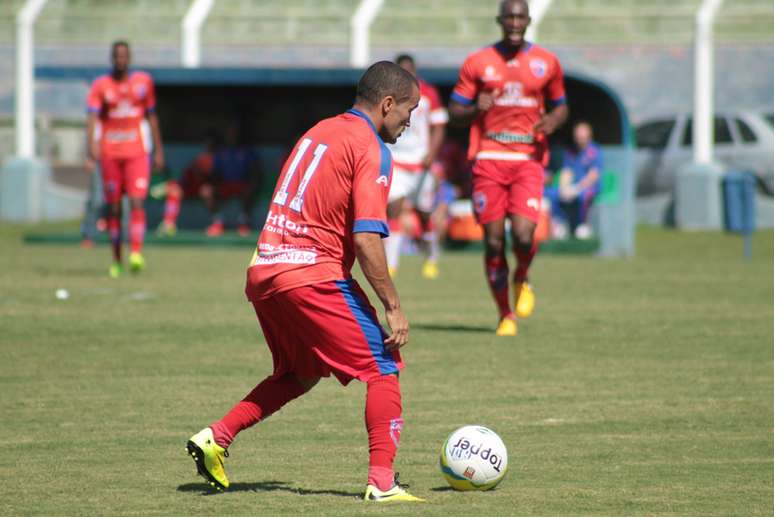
(1, 223, 773, 516)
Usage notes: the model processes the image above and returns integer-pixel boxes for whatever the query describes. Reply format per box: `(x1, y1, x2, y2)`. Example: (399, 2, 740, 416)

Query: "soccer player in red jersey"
(86, 41, 164, 277)
(384, 54, 448, 279)
(449, 0, 568, 336)
(186, 62, 425, 503)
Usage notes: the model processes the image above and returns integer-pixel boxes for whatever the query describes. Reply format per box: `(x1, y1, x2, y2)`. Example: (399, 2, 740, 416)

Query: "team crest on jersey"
(529, 58, 547, 78)
(133, 83, 147, 99)
(473, 191, 487, 213)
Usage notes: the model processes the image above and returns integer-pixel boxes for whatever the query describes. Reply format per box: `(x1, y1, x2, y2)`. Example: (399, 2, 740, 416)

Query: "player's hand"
(153, 149, 165, 172)
(476, 89, 499, 113)
(534, 114, 560, 135)
(384, 307, 409, 351)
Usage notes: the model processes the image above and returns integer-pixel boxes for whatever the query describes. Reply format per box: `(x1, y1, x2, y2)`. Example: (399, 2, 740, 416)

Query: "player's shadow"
(412, 323, 492, 333)
(177, 481, 360, 498)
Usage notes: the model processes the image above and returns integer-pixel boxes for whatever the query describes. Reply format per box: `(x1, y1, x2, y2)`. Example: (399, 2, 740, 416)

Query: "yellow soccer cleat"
(108, 262, 123, 279)
(421, 260, 439, 280)
(128, 252, 146, 274)
(186, 427, 230, 491)
(364, 474, 425, 503)
(156, 221, 177, 237)
(495, 316, 518, 337)
(514, 282, 535, 318)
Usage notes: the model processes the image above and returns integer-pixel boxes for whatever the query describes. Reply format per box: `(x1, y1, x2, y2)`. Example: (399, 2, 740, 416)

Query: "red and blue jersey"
(87, 71, 156, 158)
(452, 42, 565, 162)
(246, 109, 392, 301)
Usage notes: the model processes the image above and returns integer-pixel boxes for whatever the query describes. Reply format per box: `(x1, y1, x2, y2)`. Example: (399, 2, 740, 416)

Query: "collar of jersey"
(494, 40, 533, 57)
(346, 109, 383, 143)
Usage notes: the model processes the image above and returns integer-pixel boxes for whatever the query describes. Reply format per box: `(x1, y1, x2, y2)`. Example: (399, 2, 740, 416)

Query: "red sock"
(485, 254, 512, 318)
(108, 215, 121, 262)
(210, 374, 307, 449)
(365, 374, 403, 491)
(129, 207, 145, 253)
(514, 240, 538, 283)
(163, 186, 181, 225)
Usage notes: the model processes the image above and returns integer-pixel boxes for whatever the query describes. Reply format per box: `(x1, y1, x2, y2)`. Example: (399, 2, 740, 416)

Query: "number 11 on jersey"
(273, 137, 328, 213)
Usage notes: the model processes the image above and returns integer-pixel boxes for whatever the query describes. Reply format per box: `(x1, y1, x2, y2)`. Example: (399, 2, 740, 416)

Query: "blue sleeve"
(353, 219, 389, 238)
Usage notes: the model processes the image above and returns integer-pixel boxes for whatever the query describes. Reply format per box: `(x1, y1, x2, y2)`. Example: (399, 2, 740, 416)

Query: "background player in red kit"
(186, 62, 425, 503)
(449, 0, 568, 336)
(86, 41, 164, 278)
(384, 54, 448, 279)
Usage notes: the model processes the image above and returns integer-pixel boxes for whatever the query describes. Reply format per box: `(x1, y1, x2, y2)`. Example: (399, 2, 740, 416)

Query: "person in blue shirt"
(553, 121, 602, 239)
(205, 123, 262, 237)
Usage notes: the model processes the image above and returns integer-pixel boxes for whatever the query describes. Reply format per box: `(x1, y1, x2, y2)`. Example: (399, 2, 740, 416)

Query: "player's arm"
(145, 77, 164, 171)
(534, 57, 569, 135)
(534, 102, 568, 136)
(448, 57, 495, 126)
(353, 232, 408, 350)
(85, 80, 101, 170)
(86, 112, 99, 170)
(352, 142, 409, 350)
(147, 111, 164, 171)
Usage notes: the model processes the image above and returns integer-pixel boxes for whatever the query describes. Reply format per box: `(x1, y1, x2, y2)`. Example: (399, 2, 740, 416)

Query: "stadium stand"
(34, 0, 189, 46)
(203, 0, 359, 47)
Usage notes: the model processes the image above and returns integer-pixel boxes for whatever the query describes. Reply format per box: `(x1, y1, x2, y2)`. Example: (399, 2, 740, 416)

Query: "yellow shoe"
(128, 252, 145, 274)
(364, 475, 425, 503)
(156, 221, 177, 237)
(388, 266, 397, 279)
(514, 282, 535, 318)
(186, 427, 230, 491)
(421, 260, 439, 280)
(108, 262, 123, 279)
(495, 316, 518, 336)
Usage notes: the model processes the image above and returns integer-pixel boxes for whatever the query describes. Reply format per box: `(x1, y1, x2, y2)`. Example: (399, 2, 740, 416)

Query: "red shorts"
(251, 279, 404, 385)
(471, 160, 544, 224)
(101, 155, 150, 204)
(218, 181, 250, 199)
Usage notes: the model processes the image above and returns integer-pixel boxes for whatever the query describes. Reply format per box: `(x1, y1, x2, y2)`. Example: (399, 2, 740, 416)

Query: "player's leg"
(384, 168, 415, 277)
(101, 158, 124, 276)
(125, 155, 151, 273)
(472, 162, 516, 334)
(414, 171, 440, 279)
(187, 296, 320, 491)
(158, 180, 181, 236)
(236, 181, 254, 236)
(508, 162, 544, 318)
(205, 174, 226, 236)
(384, 198, 404, 277)
(188, 372, 319, 491)
(363, 372, 422, 502)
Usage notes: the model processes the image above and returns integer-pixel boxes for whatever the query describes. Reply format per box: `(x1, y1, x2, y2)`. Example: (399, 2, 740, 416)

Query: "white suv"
(635, 111, 774, 196)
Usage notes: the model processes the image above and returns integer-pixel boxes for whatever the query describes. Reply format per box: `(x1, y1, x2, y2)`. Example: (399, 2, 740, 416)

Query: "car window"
(735, 118, 757, 143)
(681, 117, 733, 146)
(635, 119, 675, 149)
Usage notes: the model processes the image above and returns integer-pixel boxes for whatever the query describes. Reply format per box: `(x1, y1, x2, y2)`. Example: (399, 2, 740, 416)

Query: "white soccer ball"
(439, 425, 508, 491)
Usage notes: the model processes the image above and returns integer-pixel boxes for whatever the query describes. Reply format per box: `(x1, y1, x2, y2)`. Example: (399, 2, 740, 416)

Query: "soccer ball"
(439, 425, 508, 491)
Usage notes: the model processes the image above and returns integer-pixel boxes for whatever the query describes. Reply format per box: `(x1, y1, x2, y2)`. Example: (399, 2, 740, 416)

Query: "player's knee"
(513, 229, 534, 251)
(485, 233, 505, 254)
(292, 374, 320, 392)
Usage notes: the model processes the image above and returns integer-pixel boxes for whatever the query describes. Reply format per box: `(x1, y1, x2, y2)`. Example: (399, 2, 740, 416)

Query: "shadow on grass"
(430, 486, 455, 492)
(177, 481, 360, 498)
(412, 323, 492, 333)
